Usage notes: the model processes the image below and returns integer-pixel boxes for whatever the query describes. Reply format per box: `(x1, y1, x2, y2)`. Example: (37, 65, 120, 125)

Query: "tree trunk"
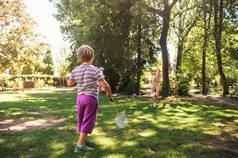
(202, 2, 209, 95)
(213, 0, 229, 96)
(176, 1, 182, 71)
(136, 19, 142, 93)
(202, 43, 207, 95)
(160, 11, 170, 97)
(176, 43, 183, 71)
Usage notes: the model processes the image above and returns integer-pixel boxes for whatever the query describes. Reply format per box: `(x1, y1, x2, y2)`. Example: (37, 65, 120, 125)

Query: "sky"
(23, 0, 68, 66)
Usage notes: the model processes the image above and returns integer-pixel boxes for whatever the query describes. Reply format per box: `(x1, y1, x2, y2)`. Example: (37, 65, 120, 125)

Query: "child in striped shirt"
(67, 45, 112, 154)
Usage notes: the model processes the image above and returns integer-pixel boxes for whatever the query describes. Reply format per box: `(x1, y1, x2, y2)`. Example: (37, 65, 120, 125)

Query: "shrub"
(0, 75, 65, 88)
(7, 80, 14, 88)
(120, 80, 139, 95)
(36, 79, 45, 88)
(170, 70, 192, 96)
(47, 79, 54, 87)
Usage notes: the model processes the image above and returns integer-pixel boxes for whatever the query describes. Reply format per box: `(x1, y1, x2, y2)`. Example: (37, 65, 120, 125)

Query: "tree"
(51, 0, 158, 94)
(0, 0, 49, 74)
(213, 0, 229, 96)
(201, 0, 212, 95)
(128, 2, 160, 94)
(172, 0, 197, 71)
(143, 0, 179, 97)
(55, 46, 70, 86)
(41, 50, 54, 75)
(56, 46, 70, 75)
(51, 0, 238, 96)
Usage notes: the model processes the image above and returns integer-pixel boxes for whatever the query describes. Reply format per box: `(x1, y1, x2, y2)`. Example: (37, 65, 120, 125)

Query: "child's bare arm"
(98, 80, 112, 98)
(67, 80, 75, 87)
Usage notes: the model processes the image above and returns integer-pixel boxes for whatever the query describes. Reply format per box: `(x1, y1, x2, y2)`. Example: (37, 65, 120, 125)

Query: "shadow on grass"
(0, 91, 238, 157)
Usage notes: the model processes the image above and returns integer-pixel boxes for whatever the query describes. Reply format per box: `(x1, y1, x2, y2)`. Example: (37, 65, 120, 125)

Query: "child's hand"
(106, 91, 112, 98)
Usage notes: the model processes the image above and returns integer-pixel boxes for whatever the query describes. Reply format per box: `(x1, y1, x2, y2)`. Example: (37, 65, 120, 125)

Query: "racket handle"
(110, 98, 113, 102)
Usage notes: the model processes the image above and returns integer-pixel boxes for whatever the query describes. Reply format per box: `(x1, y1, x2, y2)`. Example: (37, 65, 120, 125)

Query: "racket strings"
(110, 99, 128, 128)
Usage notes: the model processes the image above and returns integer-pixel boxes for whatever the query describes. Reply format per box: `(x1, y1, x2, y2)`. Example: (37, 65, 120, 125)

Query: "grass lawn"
(0, 90, 238, 158)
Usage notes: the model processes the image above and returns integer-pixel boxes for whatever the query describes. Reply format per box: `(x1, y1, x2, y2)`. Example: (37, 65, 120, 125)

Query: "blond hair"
(77, 45, 94, 62)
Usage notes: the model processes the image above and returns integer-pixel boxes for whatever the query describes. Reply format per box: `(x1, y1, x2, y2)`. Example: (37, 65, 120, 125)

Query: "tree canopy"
(49, 0, 238, 95)
(0, 0, 50, 75)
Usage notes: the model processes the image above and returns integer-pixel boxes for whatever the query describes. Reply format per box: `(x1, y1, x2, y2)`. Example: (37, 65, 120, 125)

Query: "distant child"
(151, 69, 161, 107)
(67, 45, 112, 154)
(13, 81, 17, 92)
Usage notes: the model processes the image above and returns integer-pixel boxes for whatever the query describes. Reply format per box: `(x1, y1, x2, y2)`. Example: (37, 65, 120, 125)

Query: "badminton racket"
(110, 98, 128, 128)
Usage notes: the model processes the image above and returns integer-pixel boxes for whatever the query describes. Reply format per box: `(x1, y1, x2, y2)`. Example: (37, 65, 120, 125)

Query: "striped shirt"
(69, 64, 104, 99)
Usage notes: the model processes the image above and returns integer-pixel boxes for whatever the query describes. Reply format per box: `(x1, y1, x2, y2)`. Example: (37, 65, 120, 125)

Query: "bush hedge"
(0, 74, 68, 89)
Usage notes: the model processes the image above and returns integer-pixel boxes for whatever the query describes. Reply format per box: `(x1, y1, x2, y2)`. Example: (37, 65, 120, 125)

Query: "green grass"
(0, 90, 238, 158)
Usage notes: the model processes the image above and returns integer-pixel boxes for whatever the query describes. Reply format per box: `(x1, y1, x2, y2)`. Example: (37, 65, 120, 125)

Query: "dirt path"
(0, 111, 66, 132)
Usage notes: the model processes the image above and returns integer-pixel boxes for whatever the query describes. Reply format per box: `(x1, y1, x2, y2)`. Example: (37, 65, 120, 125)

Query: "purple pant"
(76, 94, 98, 134)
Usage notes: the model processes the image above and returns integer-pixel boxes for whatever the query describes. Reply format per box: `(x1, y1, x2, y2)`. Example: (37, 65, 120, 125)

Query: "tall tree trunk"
(160, 11, 170, 97)
(176, 0, 183, 71)
(202, 1, 209, 95)
(213, 0, 229, 96)
(202, 34, 208, 95)
(176, 42, 183, 71)
(136, 17, 142, 93)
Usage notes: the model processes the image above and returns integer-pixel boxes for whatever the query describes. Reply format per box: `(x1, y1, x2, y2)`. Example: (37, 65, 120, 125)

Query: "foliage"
(50, 0, 159, 94)
(48, 0, 238, 96)
(0, 74, 67, 88)
(40, 50, 55, 75)
(170, 70, 192, 96)
(180, 0, 238, 96)
(55, 46, 71, 76)
(0, 0, 50, 74)
(171, 0, 198, 70)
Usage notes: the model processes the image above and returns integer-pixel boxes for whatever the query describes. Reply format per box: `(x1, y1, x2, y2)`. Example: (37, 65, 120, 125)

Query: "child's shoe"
(74, 144, 95, 153)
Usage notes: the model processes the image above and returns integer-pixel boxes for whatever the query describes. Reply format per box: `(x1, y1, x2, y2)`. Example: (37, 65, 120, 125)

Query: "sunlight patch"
(137, 115, 147, 119)
(134, 111, 143, 116)
(51, 143, 66, 150)
(131, 118, 141, 123)
(214, 122, 226, 127)
(233, 132, 238, 139)
(181, 142, 203, 149)
(0, 118, 66, 131)
(51, 145, 66, 157)
(106, 153, 125, 158)
(22, 137, 33, 143)
(178, 117, 198, 123)
(94, 128, 107, 136)
(95, 137, 117, 148)
(138, 130, 156, 137)
(122, 141, 137, 146)
(0, 139, 5, 143)
(12, 112, 23, 115)
(147, 118, 159, 124)
(202, 128, 220, 135)
(0, 94, 29, 101)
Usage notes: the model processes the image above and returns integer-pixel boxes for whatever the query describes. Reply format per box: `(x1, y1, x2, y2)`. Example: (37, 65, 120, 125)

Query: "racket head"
(115, 113, 128, 128)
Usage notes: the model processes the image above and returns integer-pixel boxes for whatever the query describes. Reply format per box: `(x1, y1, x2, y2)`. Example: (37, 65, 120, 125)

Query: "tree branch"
(163, 0, 169, 8)
(169, 0, 179, 9)
(142, 3, 164, 17)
